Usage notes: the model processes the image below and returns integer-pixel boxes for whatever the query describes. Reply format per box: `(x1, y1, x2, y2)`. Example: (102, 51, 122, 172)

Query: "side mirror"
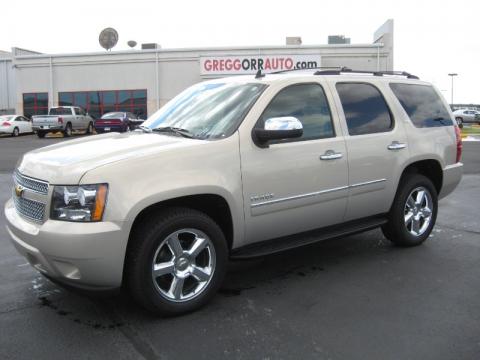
(253, 116, 303, 147)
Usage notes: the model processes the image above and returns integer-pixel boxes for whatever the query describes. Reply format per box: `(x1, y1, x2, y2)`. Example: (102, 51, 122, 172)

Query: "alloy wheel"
(404, 186, 433, 236)
(151, 228, 216, 302)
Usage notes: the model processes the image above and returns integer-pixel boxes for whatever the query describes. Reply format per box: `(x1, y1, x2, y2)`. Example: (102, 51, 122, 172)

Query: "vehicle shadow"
(32, 228, 401, 327)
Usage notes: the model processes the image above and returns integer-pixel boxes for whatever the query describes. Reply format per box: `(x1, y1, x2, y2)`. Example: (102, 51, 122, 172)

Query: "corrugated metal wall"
(0, 58, 15, 114)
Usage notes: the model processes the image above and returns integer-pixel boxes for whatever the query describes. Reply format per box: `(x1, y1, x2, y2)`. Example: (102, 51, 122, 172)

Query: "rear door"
(73, 107, 85, 129)
(17, 116, 31, 133)
(330, 80, 410, 221)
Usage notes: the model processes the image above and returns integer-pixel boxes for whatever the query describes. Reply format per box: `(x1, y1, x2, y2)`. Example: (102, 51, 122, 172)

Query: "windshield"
(102, 112, 125, 119)
(142, 82, 267, 139)
(49, 107, 73, 115)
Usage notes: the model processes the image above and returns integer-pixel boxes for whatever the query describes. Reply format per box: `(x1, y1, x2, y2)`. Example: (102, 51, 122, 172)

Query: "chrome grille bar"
(13, 170, 49, 195)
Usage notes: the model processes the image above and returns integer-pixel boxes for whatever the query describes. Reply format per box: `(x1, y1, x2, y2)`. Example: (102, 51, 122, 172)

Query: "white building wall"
(11, 20, 394, 117)
(0, 57, 15, 114)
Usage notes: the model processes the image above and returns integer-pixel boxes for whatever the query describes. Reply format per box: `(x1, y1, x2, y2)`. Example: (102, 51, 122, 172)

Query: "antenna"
(99, 28, 119, 51)
(127, 40, 137, 49)
(255, 69, 265, 79)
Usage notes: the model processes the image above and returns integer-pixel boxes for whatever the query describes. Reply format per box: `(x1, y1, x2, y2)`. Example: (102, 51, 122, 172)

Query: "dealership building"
(0, 20, 393, 119)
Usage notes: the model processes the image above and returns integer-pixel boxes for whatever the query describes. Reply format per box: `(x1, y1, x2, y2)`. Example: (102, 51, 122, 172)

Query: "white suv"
(5, 69, 463, 315)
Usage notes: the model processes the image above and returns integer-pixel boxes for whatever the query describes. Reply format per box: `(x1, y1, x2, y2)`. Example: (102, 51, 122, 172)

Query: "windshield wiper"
(152, 126, 196, 139)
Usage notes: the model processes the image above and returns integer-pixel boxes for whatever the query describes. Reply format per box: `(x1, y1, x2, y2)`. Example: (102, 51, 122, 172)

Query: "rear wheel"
(382, 174, 437, 247)
(64, 123, 73, 137)
(36, 131, 46, 138)
(12, 127, 19, 137)
(86, 122, 93, 135)
(126, 207, 228, 316)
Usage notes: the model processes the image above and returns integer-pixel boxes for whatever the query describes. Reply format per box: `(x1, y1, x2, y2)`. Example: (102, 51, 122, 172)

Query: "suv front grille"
(13, 170, 49, 195)
(13, 194, 46, 223)
(13, 170, 49, 223)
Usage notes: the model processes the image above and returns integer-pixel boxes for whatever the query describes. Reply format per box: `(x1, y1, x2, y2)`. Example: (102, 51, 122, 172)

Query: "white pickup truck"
(32, 106, 94, 138)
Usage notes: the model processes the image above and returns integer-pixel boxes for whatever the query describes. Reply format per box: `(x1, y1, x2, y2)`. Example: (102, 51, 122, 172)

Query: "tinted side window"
(389, 83, 453, 127)
(258, 84, 334, 143)
(336, 83, 393, 136)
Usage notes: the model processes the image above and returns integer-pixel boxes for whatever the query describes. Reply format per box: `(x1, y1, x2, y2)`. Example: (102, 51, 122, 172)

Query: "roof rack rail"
(314, 67, 419, 79)
(270, 66, 346, 75)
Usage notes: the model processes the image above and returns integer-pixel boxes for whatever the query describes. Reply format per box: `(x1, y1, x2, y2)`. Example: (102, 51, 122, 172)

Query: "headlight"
(51, 184, 108, 222)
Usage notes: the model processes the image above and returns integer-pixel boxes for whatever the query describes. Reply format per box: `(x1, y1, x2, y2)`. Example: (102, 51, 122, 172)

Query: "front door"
(240, 82, 349, 246)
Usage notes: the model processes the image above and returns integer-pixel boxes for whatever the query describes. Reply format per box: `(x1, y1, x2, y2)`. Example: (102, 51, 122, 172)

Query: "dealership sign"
(200, 55, 321, 75)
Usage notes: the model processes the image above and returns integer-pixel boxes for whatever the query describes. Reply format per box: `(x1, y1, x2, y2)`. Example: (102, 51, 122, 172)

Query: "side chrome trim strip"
(251, 185, 349, 208)
(250, 178, 387, 209)
(349, 178, 386, 188)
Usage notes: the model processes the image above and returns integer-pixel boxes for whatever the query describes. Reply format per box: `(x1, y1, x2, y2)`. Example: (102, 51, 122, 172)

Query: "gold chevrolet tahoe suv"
(5, 69, 463, 315)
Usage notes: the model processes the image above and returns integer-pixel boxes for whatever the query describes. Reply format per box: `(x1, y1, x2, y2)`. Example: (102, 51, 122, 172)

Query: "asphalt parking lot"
(0, 134, 479, 360)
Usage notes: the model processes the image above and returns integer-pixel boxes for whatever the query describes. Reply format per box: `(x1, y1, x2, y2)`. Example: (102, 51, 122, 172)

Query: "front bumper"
(439, 162, 463, 200)
(5, 198, 129, 290)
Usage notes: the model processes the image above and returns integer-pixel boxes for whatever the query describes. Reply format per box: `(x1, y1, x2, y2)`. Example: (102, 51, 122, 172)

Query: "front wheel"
(382, 174, 438, 247)
(456, 117, 463, 128)
(12, 127, 19, 137)
(126, 207, 228, 316)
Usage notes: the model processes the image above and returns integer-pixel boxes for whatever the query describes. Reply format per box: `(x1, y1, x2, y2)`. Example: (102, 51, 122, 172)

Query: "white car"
(452, 109, 480, 125)
(0, 115, 33, 136)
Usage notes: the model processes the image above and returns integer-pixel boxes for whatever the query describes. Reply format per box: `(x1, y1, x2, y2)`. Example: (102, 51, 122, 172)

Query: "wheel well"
(400, 160, 443, 194)
(129, 194, 234, 250)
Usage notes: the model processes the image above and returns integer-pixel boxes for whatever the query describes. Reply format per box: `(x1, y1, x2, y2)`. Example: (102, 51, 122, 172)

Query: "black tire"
(36, 131, 46, 138)
(64, 123, 73, 137)
(86, 122, 93, 135)
(12, 127, 19, 137)
(126, 207, 228, 316)
(382, 174, 438, 247)
(455, 117, 463, 128)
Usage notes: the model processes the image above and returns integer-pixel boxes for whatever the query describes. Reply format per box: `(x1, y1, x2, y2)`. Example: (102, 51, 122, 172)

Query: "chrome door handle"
(320, 150, 343, 160)
(388, 141, 406, 150)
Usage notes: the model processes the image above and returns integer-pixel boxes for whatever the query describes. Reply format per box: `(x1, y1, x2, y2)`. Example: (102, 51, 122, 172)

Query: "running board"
(230, 215, 388, 260)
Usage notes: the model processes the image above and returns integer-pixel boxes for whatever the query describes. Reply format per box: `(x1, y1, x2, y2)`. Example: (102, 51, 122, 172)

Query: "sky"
(2, 0, 479, 103)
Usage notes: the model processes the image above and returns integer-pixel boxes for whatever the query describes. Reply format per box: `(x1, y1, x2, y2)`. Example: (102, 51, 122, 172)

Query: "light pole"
(448, 73, 458, 106)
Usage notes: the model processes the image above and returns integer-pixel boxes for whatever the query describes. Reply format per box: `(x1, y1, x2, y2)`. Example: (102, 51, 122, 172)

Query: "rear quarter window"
(389, 83, 453, 127)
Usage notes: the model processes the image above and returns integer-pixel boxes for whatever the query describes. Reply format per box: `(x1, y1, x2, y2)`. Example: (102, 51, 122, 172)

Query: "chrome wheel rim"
(404, 186, 433, 236)
(151, 228, 216, 302)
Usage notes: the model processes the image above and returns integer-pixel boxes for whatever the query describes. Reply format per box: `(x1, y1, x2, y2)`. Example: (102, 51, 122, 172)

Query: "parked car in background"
(94, 112, 141, 133)
(0, 115, 33, 137)
(32, 106, 94, 138)
(453, 109, 480, 126)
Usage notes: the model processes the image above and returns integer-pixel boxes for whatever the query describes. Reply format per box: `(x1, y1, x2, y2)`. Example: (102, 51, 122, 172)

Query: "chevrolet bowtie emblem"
(14, 185, 25, 198)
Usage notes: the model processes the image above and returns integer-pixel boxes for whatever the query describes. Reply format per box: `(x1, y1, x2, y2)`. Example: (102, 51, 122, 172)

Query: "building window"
(23, 93, 49, 118)
(58, 89, 147, 120)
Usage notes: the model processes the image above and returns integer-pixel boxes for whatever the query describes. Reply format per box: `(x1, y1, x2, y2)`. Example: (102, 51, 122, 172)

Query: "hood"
(18, 132, 206, 184)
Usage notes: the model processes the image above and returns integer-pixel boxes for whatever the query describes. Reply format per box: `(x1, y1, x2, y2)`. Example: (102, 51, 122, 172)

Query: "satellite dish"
(127, 40, 137, 48)
(99, 28, 119, 51)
